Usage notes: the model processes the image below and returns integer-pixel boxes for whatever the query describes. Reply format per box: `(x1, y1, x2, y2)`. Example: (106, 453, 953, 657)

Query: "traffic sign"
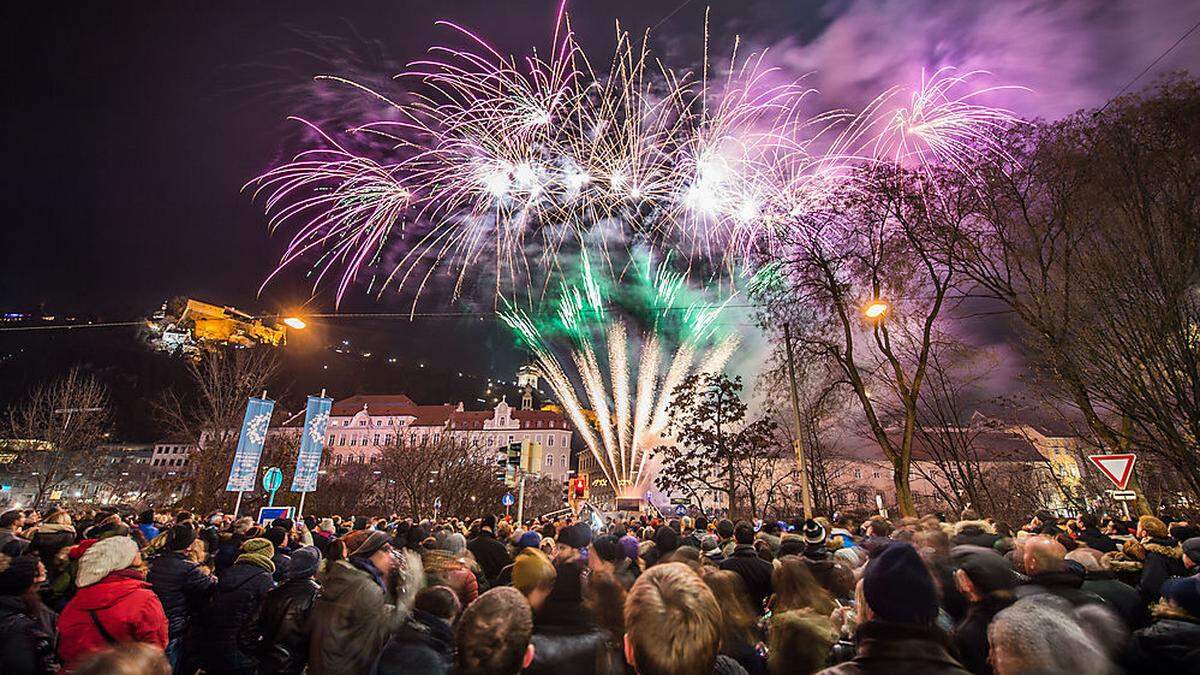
(674, 505, 687, 516)
(501, 492, 516, 507)
(1111, 490, 1137, 501)
(1087, 454, 1136, 490)
(262, 467, 283, 492)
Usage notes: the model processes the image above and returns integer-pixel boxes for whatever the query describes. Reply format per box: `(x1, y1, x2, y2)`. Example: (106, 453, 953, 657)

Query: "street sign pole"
(516, 473, 526, 525)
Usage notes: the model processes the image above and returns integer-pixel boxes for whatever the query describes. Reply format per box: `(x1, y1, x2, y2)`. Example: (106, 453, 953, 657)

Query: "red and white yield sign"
(1087, 454, 1137, 490)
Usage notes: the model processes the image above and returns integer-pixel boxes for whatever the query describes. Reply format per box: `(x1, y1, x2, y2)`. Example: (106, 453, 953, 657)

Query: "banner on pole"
(225, 396, 275, 492)
(291, 395, 332, 492)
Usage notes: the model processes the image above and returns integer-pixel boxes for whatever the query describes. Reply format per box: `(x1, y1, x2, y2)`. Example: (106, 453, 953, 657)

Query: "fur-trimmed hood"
(1143, 538, 1183, 560)
(954, 520, 995, 536)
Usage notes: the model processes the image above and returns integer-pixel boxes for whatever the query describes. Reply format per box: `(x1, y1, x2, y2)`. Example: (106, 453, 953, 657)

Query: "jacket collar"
(730, 545, 758, 557)
(853, 620, 962, 666)
(349, 555, 386, 589)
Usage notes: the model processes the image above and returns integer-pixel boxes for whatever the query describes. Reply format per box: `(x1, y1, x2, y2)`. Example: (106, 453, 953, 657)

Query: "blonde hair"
(624, 563, 722, 675)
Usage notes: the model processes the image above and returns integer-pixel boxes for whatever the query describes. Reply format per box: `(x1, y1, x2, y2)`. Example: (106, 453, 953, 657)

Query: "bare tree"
(762, 165, 977, 515)
(4, 368, 111, 508)
(373, 439, 508, 520)
(154, 347, 279, 512)
(960, 78, 1200, 504)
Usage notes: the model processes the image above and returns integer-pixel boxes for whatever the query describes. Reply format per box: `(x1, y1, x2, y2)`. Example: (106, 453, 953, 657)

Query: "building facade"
(326, 394, 575, 480)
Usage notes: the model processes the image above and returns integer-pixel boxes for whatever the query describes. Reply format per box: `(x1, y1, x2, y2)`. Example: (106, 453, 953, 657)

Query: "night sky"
(2, 1, 1198, 421)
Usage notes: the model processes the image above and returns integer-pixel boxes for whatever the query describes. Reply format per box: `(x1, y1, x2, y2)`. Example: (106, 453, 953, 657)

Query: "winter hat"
(351, 530, 394, 558)
(700, 534, 721, 557)
(558, 523, 593, 550)
(591, 535, 625, 563)
(618, 533, 640, 561)
(445, 532, 467, 555)
(1160, 576, 1200, 616)
(318, 518, 336, 533)
(652, 525, 680, 554)
(164, 524, 197, 552)
(288, 546, 322, 580)
(951, 545, 1016, 594)
(237, 537, 276, 574)
(265, 527, 289, 550)
(802, 519, 826, 546)
(77, 536, 139, 588)
(862, 543, 938, 625)
(511, 548, 555, 594)
(1181, 537, 1200, 566)
(0, 554, 40, 595)
(517, 530, 543, 550)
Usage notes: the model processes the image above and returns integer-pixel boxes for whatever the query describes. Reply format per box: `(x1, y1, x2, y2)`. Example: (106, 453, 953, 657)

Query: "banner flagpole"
(233, 490, 244, 518)
(298, 492, 306, 519)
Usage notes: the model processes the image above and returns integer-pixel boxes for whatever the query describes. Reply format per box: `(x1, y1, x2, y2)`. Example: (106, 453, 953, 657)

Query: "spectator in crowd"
(1077, 513, 1119, 553)
(146, 524, 215, 670)
(1016, 535, 1104, 607)
(589, 534, 638, 589)
(309, 530, 407, 674)
(257, 545, 321, 675)
(58, 536, 168, 670)
(950, 546, 1017, 675)
(716, 519, 736, 557)
(512, 546, 557, 612)
(1067, 548, 1143, 627)
(768, 609, 836, 675)
(816, 543, 970, 675)
(0, 510, 29, 555)
(1124, 574, 1200, 672)
(1182, 536, 1200, 576)
(770, 555, 836, 616)
(624, 562, 744, 675)
(467, 515, 513, 584)
(705, 571, 768, 675)
(377, 585, 461, 675)
(0, 553, 57, 675)
(987, 597, 1113, 675)
(73, 643, 171, 675)
(198, 537, 276, 674)
(265, 527, 293, 584)
(27, 509, 75, 582)
(214, 517, 255, 575)
(136, 511, 159, 544)
(456, 587, 536, 675)
(720, 521, 774, 614)
(641, 524, 680, 568)
(1135, 515, 1187, 604)
(952, 511, 1000, 550)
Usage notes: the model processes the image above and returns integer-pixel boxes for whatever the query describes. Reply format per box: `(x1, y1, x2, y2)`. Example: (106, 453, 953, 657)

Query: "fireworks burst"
(499, 252, 738, 495)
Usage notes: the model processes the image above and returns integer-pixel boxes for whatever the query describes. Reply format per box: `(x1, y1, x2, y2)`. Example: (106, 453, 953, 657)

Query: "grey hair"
(988, 597, 1113, 675)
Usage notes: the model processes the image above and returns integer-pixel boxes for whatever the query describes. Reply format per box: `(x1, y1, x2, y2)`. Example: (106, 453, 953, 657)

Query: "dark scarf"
(349, 555, 386, 590)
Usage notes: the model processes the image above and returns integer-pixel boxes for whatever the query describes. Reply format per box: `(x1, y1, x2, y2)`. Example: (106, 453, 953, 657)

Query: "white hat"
(77, 536, 139, 587)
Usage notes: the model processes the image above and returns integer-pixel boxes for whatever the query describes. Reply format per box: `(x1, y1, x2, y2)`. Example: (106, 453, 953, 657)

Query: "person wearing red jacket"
(57, 536, 168, 671)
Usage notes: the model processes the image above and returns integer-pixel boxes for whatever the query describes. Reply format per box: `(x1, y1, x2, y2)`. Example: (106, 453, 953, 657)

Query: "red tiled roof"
(331, 394, 416, 415)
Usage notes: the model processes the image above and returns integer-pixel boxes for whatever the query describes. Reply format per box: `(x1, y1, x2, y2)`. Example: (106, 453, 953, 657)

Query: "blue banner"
(291, 395, 332, 492)
(225, 397, 275, 492)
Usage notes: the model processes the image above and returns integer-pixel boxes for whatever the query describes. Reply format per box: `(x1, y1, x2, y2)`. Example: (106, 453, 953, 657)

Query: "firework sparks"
(499, 254, 738, 495)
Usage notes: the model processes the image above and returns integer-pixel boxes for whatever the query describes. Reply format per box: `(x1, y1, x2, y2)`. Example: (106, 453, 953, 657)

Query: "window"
(561, 454, 566, 467)
(547, 455, 554, 467)
(487, 437, 495, 446)
(548, 436, 554, 447)
(385, 434, 393, 445)
(338, 435, 346, 446)
(872, 471, 881, 479)
(350, 437, 357, 447)
(373, 433, 380, 445)
(359, 420, 367, 427)
(853, 468, 862, 479)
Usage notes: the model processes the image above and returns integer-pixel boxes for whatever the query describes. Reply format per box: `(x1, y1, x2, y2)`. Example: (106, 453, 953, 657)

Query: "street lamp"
(283, 317, 307, 330)
(863, 299, 890, 320)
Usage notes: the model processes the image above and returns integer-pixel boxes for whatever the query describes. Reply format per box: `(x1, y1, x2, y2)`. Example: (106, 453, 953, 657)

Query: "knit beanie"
(511, 548, 555, 594)
(288, 546, 322, 580)
(862, 543, 938, 625)
(77, 536, 139, 588)
(1161, 576, 1200, 616)
(0, 554, 39, 595)
(351, 531, 393, 558)
(164, 524, 197, 552)
(516, 530, 542, 551)
(558, 523, 593, 550)
(236, 537, 276, 574)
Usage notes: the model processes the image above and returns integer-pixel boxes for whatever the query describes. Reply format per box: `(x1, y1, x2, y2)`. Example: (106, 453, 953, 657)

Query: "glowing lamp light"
(863, 299, 891, 320)
(283, 317, 307, 330)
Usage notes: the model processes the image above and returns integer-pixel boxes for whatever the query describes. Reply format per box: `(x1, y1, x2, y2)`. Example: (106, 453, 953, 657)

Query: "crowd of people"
(0, 503, 1196, 674)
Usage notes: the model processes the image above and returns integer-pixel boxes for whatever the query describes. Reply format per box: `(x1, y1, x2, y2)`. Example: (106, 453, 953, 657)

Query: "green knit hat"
(240, 537, 274, 558)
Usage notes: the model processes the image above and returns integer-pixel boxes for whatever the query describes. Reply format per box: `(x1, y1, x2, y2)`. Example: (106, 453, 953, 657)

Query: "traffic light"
(506, 442, 522, 466)
(494, 451, 507, 482)
(572, 476, 588, 500)
(521, 440, 543, 474)
(561, 479, 571, 504)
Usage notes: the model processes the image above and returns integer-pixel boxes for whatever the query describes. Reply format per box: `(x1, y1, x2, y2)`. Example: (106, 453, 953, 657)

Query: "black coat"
(198, 562, 275, 673)
(952, 597, 1012, 675)
(466, 530, 512, 582)
(1081, 572, 1143, 628)
(147, 551, 216, 641)
(0, 595, 57, 675)
(817, 621, 971, 675)
(271, 551, 292, 584)
(1016, 570, 1105, 608)
(1125, 615, 1200, 675)
(1138, 538, 1187, 604)
(1077, 527, 1118, 553)
(375, 609, 455, 675)
(257, 577, 319, 675)
(28, 525, 75, 574)
(720, 546, 774, 613)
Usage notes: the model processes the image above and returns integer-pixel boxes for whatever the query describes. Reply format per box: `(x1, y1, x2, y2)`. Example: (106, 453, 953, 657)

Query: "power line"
(1097, 15, 1200, 114)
